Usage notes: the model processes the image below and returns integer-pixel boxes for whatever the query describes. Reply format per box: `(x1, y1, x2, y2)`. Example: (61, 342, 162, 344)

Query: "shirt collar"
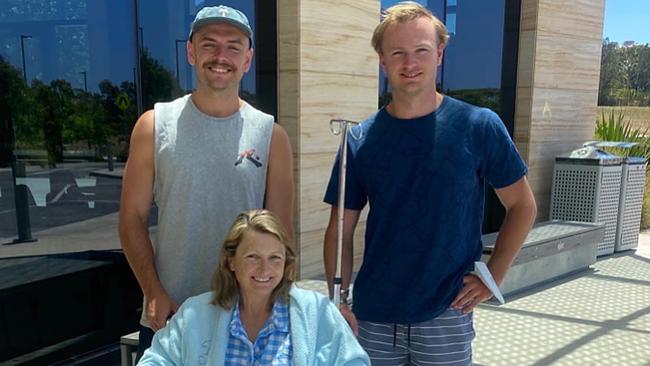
(229, 298, 290, 337)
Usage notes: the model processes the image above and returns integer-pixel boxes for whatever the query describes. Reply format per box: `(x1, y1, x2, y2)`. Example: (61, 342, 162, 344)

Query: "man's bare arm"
(452, 176, 536, 312)
(118, 110, 178, 330)
(323, 206, 361, 333)
(487, 176, 537, 284)
(324, 206, 361, 294)
(265, 123, 295, 238)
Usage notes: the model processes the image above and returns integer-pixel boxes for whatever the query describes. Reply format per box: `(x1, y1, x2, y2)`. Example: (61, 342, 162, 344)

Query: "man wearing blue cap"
(119, 5, 294, 359)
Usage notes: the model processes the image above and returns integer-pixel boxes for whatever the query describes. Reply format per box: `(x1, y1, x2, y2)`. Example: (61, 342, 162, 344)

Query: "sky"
(603, 0, 650, 45)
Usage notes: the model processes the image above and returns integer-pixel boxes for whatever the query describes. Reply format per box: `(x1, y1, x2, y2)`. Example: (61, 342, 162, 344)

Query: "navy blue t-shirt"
(323, 96, 528, 323)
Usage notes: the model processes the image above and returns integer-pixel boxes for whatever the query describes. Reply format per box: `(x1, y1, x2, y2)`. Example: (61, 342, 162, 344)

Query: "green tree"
(636, 44, 650, 104)
(598, 39, 623, 105)
(0, 57, 23, 166)
(98, 79, 137, 160)
(447, 88, 501, 114)
(65, 90, 108, 155)
(0, 56, 42, 166)
(31, 79, 75, 167)
(141, 48, 182, 110)
(619, 45, 641, 104)
(599, 41, 650, 106)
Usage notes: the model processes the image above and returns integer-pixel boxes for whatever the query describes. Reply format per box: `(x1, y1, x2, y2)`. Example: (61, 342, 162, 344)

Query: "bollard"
(107, 142, 114, 172)
(10, 161, 37, 244)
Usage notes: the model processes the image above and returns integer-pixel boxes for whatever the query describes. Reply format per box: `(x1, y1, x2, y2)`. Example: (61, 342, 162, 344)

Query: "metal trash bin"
(582, 141, 648, 252)
(616, 155, 647, 251)
(550, 146, 623, 256)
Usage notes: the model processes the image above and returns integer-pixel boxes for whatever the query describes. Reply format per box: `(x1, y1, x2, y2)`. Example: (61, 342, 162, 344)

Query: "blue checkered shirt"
(225, 299, 292, 365)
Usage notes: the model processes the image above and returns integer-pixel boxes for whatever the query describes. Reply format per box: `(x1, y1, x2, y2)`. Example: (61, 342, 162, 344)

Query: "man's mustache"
(204, 60, 235, 70)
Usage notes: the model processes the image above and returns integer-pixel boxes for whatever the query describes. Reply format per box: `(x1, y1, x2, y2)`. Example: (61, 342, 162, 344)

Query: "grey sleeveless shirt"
(141, 94, 274, 326)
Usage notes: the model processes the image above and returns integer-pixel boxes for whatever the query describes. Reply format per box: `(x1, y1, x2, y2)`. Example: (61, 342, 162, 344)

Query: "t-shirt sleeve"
(481, 111, 528, 189)
(323, 145, 368, 210)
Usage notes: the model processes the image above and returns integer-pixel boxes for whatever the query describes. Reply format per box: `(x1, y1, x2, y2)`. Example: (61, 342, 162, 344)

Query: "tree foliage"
(0, 47, 181, 166)
(599, 39, 650, 106)
(141, 48, 183, 110)
(0, 56, 29, 167)
(594, 110, 649, 158)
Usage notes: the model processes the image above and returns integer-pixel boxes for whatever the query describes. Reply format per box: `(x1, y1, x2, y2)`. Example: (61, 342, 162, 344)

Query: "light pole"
(175, 39, 187, 90)
(79, 71, 87, 92)
(20, 34, 32, 82)
(11, 34, 37, 244)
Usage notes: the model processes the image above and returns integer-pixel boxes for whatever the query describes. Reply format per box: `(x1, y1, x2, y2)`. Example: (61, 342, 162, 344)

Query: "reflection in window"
(378, 0, 511, 115)
(442, 1, 505, 115)
(0, 0, 87, 22)
(378, 0, 520, 234)
(0, 0, 136, 240)
(137, 0, 257, 109)
(0, 1, 277, 362)
(55, 25, 90, 89)
(446, 13, 456, 36)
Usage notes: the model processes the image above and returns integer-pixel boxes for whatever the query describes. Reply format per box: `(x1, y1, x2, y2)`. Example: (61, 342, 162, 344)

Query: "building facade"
(0, 0, 605, 362)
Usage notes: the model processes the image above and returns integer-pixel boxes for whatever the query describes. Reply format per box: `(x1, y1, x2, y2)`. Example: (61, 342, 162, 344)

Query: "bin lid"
(583, 141, 647, 165)
(583, 141, 639, 149)
(555, 146, 624, 165)
(625, 156, 647, 165)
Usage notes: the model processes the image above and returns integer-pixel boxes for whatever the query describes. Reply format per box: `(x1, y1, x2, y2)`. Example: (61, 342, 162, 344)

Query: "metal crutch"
(329, 119, 360, 306)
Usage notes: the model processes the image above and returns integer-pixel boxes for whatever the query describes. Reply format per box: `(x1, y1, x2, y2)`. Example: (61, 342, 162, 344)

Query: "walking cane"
(329, 119, 360, 306)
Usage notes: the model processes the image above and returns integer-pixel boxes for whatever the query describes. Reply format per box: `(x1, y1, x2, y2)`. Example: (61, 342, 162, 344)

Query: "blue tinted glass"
(442, 0, 505, 113)
(0, 1, 135, 93)
(0, 1, 275, 361)
(0, 0, 274, 246)
(0, 0, 136, 240)
(379, 0, 507, 113)
(137, 0, 256, 101)
(382, 0, 427, 8)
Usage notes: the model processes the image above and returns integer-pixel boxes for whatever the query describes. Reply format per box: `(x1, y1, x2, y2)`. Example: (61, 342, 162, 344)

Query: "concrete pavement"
(300, 235, 650, 365)
(1, 211, 649, 365)
(472, 233, 650, 366)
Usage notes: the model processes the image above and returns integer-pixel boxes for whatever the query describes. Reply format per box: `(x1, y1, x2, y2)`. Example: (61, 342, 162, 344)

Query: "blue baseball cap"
(189, 5, 253, 44)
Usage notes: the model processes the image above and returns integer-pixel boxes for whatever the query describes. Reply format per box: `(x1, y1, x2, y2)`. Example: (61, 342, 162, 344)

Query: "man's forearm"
(324, 223, 353, 297)
(487, 202, 536, 285)
(119, 216, 164, 299)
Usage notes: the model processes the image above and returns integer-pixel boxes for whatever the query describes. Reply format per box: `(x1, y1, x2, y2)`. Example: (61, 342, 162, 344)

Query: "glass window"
(0, 0, 277, 362)
(442, 1, 505, 115)
(136, 0, 262, 111)
(378, 0, 521, 233)
(1, 0, 136, 240)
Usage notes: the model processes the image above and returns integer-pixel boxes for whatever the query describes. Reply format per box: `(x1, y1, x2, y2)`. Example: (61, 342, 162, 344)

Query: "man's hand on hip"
(146, 291, 180, 331)
(451, 274, 492, 314)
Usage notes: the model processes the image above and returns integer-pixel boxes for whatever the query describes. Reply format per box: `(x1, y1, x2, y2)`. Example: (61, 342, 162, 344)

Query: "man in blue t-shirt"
(323, 3, 537, 365)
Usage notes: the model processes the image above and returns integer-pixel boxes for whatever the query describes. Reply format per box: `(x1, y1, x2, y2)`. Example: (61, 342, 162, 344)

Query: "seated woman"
(138, 209, 369, 365)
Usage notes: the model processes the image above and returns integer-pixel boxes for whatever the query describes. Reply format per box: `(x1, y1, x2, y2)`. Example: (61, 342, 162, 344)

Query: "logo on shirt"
(235, 148, 263, 168)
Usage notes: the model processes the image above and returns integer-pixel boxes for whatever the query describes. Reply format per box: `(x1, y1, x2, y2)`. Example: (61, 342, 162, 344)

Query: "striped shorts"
(357, 308, 474, 365)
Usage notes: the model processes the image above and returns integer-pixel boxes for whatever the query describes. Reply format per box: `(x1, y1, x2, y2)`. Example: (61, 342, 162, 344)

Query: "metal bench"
(482, 220, 605, 298)
(120, 331, 139, 366)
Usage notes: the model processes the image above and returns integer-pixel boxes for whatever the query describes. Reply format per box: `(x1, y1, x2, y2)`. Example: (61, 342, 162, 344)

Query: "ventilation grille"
(551, 164, 621, 256)
(617, 164, 647, 251)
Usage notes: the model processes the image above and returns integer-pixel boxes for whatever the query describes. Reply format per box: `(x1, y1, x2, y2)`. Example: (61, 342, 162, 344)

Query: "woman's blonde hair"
(371, 1, 449, 55)
(212, 209, 296, 309)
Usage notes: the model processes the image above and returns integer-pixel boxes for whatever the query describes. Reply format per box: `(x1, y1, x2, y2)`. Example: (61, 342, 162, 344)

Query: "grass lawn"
(597, 106, 650, 131)
(643, 176, 650, 229)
